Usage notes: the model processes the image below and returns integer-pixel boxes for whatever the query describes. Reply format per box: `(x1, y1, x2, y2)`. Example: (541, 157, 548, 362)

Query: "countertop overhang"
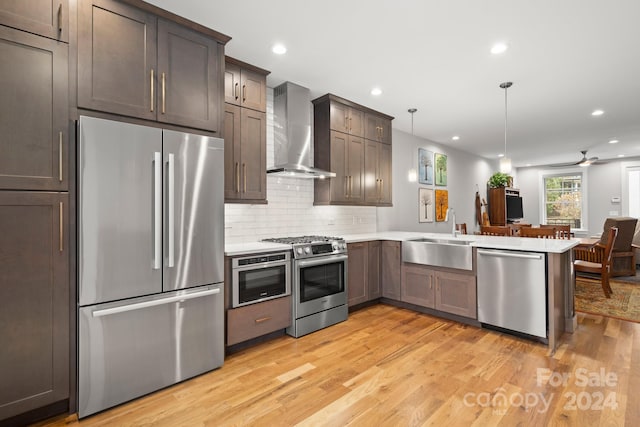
(225, 231, 579, 256)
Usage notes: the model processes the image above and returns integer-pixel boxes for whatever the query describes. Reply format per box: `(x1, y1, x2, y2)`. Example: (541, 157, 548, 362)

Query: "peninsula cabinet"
(347, 241, 382, 307)
(0, 25, 69, 191)
(0, 0, 69, 42)
(224, 104, 267, 202)
(78, 0, 226, 132)
(224, 57, 269, 113)
(0, 191, 70, 422)
(313, 93, 393, 206)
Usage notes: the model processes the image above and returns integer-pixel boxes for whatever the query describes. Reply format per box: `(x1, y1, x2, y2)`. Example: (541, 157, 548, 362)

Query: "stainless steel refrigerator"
(77, 116, 224, 417)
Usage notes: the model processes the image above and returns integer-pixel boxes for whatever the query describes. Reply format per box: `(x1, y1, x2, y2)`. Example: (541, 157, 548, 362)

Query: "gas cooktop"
(262, 235, 343, 245)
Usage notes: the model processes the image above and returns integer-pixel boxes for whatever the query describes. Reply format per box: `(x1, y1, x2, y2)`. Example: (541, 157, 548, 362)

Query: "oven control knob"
(296, 248, 303, 255)
(304, 247, 311, 254)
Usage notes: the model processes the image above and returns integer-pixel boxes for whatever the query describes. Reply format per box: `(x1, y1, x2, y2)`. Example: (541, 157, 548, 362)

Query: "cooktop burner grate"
(262, 235, 343, 244)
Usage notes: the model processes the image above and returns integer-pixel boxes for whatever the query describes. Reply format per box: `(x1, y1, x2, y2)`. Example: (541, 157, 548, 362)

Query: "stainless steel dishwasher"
(476, 249, 547, 338)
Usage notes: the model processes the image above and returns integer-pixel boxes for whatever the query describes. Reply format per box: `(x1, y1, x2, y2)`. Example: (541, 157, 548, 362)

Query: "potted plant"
(488, 172, 512, 188)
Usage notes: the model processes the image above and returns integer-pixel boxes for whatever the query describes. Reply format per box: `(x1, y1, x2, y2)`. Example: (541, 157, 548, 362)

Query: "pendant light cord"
(504, 86, 507, 158)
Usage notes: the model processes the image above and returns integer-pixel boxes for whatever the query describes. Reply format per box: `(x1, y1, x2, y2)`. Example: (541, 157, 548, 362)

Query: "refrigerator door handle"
(92, 287, 220, 317)
(167, 153, 175, 267)
(153, 151, 162, 269)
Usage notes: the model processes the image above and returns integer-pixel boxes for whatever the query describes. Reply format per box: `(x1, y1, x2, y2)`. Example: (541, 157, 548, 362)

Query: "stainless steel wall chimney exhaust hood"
(267, 82, 335, 179)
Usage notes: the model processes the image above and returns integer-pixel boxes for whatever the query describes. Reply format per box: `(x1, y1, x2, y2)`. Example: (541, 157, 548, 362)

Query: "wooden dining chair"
(480, 225, 511, 236)
(540, 224, 571, 239)
(509, 223, 532, 236)
(519, 227, 557, 238)
(455, 223, 468, 234)
(574, 227, 618, 298)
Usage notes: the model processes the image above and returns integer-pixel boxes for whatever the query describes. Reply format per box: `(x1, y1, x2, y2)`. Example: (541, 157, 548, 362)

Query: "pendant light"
(407, 108, 418, 182)
(499, 82, 513, 174)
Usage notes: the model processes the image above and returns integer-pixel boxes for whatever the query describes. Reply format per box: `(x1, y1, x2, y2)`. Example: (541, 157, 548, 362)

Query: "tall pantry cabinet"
(0, 1, 71, 424)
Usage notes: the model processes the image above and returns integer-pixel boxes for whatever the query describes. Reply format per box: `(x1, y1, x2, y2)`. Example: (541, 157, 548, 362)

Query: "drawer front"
(227, 296, 291, 345)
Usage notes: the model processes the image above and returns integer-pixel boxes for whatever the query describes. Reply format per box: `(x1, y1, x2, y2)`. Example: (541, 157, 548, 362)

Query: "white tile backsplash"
(224, 88, 377, 244)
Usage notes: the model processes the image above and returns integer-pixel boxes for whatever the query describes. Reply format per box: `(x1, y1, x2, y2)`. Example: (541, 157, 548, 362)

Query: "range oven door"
(294, 254, 348, 318)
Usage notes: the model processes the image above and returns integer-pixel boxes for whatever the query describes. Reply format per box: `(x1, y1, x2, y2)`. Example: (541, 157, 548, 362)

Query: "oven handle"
(296, 253, 348, 268)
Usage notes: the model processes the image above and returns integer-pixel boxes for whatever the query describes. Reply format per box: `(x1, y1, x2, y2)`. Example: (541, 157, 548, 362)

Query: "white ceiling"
(148, 0, 640, 167)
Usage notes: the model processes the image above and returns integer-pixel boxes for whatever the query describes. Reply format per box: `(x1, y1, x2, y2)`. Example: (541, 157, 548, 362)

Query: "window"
(622, 163, 640, 217)
(542, 172, 584, 229)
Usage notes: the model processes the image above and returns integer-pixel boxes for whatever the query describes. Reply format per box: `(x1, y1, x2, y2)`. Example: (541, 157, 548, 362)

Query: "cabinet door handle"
(161, 72, 166, 114)
(242, 85, 246, 102)
(58, 131, 63, 182)
(345, 114, 348, 130)
(59, 201, 63, 252)
(380, 179, 383, 199)
(57, 3, 63, 35)
(350, 117, 353, 132)
(234, 82, 239, 100)
(349, 175, 353, 197)
(150, 69, 154, 112)
(235, 162, 240, 193)
(243, 163, 247, 193)
(255, 316, 272, 324)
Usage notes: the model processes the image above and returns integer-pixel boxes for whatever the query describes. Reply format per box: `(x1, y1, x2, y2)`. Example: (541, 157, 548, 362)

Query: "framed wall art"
(434, 153, 447, 186)
(418, 188, 434, 223)
(418, 148, 433, 185)
(435, 189, 449, 221)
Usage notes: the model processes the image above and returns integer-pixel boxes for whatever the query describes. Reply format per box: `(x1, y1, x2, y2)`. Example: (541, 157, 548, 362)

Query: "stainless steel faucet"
(445, 208, 457, 237)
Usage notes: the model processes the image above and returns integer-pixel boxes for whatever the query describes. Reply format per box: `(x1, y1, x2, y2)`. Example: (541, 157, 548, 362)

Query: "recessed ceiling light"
(452, 135, 460, 141)
(591, 109, 604, 116)
(618, 154, 625, 158)
(526, 163, 532, 167)
(609, 139, 619, 144)
(370, 87, 382, 96)
(498, 154, 504, 158)
(272, 44, 287, 55)
(490, 42, 508, 55)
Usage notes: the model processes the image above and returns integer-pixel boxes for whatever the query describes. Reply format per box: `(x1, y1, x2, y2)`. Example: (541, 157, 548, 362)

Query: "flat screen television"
(506, 195, 524, 222)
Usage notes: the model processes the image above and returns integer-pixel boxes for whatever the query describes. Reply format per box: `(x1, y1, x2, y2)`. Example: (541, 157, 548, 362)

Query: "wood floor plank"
(36, 304, 640, 427)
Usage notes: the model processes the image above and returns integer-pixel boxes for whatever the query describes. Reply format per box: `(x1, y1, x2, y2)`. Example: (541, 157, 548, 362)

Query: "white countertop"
(341, 231, 580, 253)
(225, 231, 579, 255)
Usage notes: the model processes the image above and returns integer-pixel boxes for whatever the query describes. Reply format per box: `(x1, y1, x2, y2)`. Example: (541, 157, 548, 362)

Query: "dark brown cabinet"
(400, 263, 477, 319)
(347, 242, 368, 306)
(224, 104, 267, 202)
(226, 296, 291, 346)
(488, 186, 520, 226)
(313, 94, 393, 206)
(0, 25, 68, 191)
(401, 264, 435, 307)
(78, 0, 224, 132)
(0, 0, 68, 42)
(381, 241, 401, 300)
(0, 191, 69, 421)
(365, 113, 392, 144)
(347, 241, 382, 307)
(364, 140, 392, 205)
(224, 57, 268, 113)
(328, 131, 364, 204)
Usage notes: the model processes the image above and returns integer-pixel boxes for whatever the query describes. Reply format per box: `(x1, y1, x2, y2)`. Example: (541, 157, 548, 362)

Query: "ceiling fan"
(551, 150, 602, 167)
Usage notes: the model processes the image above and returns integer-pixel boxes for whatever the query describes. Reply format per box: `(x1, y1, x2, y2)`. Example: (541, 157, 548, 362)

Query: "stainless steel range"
(262, 236, 348, 337)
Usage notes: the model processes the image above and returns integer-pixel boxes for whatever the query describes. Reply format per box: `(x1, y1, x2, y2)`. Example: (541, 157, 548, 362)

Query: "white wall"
(515, 159, 638, 237)
(377, 130, 495, 234)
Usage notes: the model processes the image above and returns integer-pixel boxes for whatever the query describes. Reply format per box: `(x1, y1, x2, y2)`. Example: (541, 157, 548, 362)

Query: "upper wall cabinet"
(313, 94, 393, 206)
(0, 25, 68, 191)
(78, 0, 226, 132)
(364, 112, 392, 144)
(224, 57, 268, 113)
(0, 0, 68, 42)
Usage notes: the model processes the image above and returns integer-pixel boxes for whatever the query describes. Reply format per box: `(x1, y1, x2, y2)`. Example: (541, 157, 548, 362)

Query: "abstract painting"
(435, 153, 447, 186)
(419, 188, 434, 223)
(418, 148, 433, 185)
(435, 189, 449, 221)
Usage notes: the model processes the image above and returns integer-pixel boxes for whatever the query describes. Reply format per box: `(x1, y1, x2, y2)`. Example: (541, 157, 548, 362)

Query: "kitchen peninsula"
(225, 232, 579, 353)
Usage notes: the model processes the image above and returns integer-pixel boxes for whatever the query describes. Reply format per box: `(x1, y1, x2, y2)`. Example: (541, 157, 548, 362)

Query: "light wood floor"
(40, 304, 640, 427)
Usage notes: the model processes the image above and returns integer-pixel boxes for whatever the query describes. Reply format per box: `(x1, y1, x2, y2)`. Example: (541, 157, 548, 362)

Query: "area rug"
(575, 276, 640, 323)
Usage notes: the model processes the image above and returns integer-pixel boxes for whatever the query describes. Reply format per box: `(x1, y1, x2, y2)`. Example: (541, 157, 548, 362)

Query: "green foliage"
(488, 172, 511, 188)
